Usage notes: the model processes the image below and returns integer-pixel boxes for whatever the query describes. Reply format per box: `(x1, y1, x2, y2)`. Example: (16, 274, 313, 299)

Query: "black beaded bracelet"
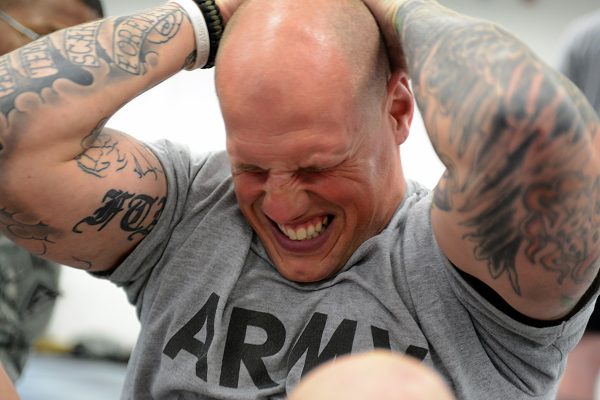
(193, 0, 224, 68)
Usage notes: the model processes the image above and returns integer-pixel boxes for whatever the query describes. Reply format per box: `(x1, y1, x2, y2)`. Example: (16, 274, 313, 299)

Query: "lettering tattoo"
(20, 38, 59, 79)
(0, 4, 183, 119)
(112, 7, 184, 75)
(0, 208, 57, 255)
(0, 58, 17, 99)
(73, 189, 166, 241)
(397, 3, 600, 294)
(0, 39, 94, 116)
(65, 23, 102, 68)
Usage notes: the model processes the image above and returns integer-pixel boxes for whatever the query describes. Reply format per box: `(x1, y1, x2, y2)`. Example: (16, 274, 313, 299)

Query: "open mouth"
(275, 215, 332, 241)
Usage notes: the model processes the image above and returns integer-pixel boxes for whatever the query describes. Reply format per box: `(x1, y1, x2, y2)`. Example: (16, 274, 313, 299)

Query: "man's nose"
(262, 175, 310, 223)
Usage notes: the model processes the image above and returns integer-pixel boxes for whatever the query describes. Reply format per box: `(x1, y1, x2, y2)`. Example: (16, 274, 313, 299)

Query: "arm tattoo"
(75, 121, 163, 180)
(73, 189, 166, 241)
(65, 24, 102, 68)
(112, 7, 184, 75)
(0, 208, 58, 255)
(0, 5, 184, 119)
(396, 2, 600, 294)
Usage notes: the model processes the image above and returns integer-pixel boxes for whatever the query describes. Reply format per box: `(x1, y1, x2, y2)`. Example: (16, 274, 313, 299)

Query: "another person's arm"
(364, 0, 600, 320)
(0, 363, 19, 400)
(0, 2, 237, 272)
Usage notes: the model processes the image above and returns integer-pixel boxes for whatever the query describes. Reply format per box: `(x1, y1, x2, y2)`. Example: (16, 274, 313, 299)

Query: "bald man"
(0, 0, 598, 399)
(0, 0, 103, 386)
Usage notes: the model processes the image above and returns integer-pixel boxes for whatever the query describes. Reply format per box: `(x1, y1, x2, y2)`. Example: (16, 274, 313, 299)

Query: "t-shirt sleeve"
(403, 191, 597, 396)
(442, 253, 595, 393)
(91, 140, 231, 311)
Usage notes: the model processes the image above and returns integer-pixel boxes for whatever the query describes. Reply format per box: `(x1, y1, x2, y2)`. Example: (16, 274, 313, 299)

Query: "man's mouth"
(276, 215, 330, 241)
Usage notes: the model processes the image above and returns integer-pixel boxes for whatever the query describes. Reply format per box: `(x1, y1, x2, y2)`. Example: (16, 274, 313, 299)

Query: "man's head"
(0, 0, 103, 55)
(216, 0, 414, 282)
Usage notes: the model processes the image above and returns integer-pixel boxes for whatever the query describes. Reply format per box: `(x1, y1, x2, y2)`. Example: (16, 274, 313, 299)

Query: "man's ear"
(386, 70, 414, 145)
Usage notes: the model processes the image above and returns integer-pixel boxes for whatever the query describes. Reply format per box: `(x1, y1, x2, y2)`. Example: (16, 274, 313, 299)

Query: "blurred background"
(10, 0, 600, 398)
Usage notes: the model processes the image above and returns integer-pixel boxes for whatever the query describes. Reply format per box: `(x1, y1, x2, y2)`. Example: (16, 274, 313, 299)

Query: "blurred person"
(0, 0, 103, 385)
(0, 0, 599, 399)
(556, 9, 600, 400)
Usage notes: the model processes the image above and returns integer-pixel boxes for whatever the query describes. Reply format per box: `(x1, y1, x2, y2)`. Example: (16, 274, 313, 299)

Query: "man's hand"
(360, 0, 410, 70)
(216, 0, 246, 23)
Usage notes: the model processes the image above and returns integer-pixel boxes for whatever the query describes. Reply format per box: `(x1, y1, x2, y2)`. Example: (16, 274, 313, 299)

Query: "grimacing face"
(224, 71, 410, 283)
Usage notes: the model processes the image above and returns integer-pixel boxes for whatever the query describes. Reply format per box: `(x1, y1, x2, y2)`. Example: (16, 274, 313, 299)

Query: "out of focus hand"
(216, 0, 246, 23)
(360, 0, 410, 70)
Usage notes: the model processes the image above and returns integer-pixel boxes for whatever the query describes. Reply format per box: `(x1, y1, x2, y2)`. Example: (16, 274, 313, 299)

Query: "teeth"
(278, 216, 329, 241)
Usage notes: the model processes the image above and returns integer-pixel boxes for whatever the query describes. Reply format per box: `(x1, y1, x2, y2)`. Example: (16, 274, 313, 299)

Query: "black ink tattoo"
(73, 189, 134, 233)
(76, 123, 163, 180)
(0, 208, 57, 255)
(0, 57, 17, 99)
(396, 3, 600, 294)
(433, 154, 457, 212)
(112, 7, 184, 75)
(73, 189, 166, 241)
(19, 38, 59, 79)
(65, 23, 102, 68)
(0, 38, 94, 116)
(121, 195, 166, 240)
(522, 174, 600, 284)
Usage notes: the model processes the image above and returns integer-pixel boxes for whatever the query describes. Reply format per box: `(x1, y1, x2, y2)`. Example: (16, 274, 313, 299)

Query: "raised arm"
(0, 3, 198, 271)
(364, 0, 600, 320)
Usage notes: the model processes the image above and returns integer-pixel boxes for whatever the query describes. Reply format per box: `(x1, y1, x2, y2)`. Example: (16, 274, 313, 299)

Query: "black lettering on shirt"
(287, 312, 357, 377)
(220, 307, 286, 389)
(163, 292, 219, 381)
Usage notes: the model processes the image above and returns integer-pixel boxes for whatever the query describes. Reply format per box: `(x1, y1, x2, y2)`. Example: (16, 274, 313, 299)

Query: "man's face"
(0, 0, 99, 55)
(224, 69, 405, 282)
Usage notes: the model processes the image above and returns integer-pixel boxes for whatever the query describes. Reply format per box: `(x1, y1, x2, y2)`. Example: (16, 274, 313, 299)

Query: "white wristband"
(169, 0, 210, 70)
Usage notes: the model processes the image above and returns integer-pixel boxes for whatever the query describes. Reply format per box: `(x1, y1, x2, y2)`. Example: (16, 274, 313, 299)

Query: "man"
(556, 9, 600, 400)
(0, 0, 598, 399)
(0, 0, 103, 385)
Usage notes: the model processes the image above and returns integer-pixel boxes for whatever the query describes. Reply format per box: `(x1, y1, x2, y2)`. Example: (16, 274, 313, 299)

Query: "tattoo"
(20, 38, 59, 79)
(0, 39, 94, 116)
(73, 189, 166, 241)
(522, 174, 600, 284)
(112, 7, 184, 75)
(121, 195, 166, 240)
(76, 123, 163, 179)
(0, 4, 183, 120)
(0, 57, 17, 99)
(0, 208, 57, 255)
(397, 3, 600, 294)
(65, 23, 102, 68)
(432, 154, 457, 212)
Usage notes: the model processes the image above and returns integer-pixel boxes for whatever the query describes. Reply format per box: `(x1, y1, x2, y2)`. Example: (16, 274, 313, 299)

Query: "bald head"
(289, 351, 455, 400)
(216, 0, 390, 123)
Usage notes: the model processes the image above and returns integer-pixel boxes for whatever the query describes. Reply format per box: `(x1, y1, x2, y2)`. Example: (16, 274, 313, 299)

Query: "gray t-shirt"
(100, 140, 595, 399)
(557, 9, 600, 114)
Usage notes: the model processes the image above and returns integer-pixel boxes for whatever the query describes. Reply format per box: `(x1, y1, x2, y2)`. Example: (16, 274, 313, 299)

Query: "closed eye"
(233, 164, 268, 175)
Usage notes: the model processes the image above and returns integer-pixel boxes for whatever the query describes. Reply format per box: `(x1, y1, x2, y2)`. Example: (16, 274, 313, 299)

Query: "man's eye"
(301, 166, 327, 173)
(235, 166, 267, 175)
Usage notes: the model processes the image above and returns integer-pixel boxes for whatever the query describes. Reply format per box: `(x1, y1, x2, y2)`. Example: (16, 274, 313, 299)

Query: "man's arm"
(365, 0, 600, 320)
(0, 3, 197, 271)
